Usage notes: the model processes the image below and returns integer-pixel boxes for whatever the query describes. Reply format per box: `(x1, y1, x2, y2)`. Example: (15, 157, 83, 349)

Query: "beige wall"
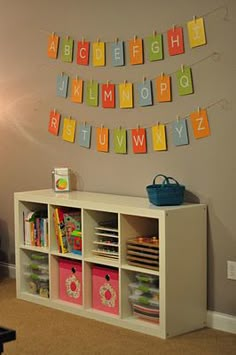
(0, 0, 235, 315)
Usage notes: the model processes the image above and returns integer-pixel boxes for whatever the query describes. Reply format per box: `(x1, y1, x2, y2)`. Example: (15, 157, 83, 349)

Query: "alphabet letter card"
(190, 109, 210, 138)
(96, 127, 109, 152)
(187, 17, 206, 48)
(62, 117, 76, 143)
(48, 110, 60, 136)
(47, 33, 59, 59)
(176, 66, 193, 96)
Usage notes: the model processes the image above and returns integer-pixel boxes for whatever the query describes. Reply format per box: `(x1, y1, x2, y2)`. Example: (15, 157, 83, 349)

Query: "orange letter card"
(156, 75, 172, 102)
(190, 109, 210, 138)
(48, 110, 60, 136)
(71, 78, 83, 103)
(96, 127, 109, 152)
(47, 34, 59, 59)
(129, 38, 144, 65)
(131, 128, 147, 153)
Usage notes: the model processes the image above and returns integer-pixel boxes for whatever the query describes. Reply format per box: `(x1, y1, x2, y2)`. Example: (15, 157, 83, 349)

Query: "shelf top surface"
(14, 189, 206, 215)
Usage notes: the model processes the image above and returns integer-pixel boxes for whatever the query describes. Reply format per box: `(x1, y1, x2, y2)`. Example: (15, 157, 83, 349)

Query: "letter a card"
(47, 33, 59, 59)
(48, 110, 61, 136)
(190, 109, 210, 138)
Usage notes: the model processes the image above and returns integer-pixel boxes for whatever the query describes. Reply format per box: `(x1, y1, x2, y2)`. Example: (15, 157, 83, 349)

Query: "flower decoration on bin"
(65, 272, 81, 299)
(99, 275, 116, 308)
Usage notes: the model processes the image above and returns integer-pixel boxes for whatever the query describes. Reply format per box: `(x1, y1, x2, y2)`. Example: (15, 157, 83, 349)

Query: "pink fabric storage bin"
(92, 265, 119, 315)
(59, 258, 82, 305)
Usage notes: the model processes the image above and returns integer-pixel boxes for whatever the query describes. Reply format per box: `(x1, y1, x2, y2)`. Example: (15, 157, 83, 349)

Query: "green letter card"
(86, 81, 99, 106)
(61, 37, 74, 62)
(114, 128, 127, 154)
(176, 66, 193, 95)
(147, 34, 163, 61)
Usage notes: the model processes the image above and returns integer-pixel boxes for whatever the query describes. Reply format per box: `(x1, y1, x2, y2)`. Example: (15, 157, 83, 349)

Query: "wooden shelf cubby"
(14, 189, 207, 338)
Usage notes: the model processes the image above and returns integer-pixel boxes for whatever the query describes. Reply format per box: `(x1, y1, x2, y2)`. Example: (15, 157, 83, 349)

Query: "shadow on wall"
(184, 190, 200, 204)
(0, 261, 11, 279)
(206, 200, 235, 314)
(71, 171, 80, 191)
(0, 219, 9, 266)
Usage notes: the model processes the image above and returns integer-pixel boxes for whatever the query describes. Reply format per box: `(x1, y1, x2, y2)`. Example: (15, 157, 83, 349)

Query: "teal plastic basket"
(146, 174, 185, 206)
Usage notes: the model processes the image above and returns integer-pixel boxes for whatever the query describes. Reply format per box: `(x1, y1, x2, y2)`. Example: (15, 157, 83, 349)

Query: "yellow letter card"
(62, 117, 76, 143)
(119, 82, 133, 108)
(152, 124, 167, 151)
(187, 17, 206, 48)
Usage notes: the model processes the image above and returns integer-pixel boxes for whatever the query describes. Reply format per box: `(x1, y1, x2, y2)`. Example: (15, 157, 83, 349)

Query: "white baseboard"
(0, 262, 235, 335)
(207, 311, 236, 335)
(0, 261, 16, 279)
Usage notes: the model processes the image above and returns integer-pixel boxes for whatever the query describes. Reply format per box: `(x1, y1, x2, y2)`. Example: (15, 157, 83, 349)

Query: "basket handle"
(152, 174, 169, 185)
(166, 176, 180, 185)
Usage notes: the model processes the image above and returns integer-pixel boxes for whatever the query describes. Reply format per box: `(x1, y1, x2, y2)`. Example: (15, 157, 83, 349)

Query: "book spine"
(43, 218, 48, 247)
(24, 221, 32, 246)
(35, 217, 41, 247)
(53, 211, 61, 253)
(40, 218, 44, 247)
(55, 208, 68, 253)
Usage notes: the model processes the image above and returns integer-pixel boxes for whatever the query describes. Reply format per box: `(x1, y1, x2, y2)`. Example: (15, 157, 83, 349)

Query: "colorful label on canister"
(53, 168, 70, 192)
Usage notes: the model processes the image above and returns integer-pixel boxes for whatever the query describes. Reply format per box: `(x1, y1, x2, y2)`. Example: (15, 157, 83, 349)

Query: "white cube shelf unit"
(14, 189, 207, 338)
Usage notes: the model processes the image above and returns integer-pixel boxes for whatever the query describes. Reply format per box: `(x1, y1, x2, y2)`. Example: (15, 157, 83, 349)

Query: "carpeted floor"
(0, 278, 235, 355)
